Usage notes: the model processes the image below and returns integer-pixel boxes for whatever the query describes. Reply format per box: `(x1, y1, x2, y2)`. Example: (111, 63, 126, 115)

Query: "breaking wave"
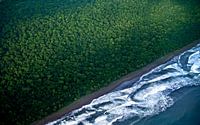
(48, 43, 200, 125)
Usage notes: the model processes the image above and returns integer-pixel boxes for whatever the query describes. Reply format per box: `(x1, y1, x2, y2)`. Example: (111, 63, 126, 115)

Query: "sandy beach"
(33, 39, 200, 125)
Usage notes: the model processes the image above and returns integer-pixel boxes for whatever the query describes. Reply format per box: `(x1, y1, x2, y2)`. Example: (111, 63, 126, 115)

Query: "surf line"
(33, 39, 200, 125)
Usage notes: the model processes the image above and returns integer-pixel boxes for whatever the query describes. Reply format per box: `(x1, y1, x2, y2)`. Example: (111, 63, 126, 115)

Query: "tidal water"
(48, 43, 200, 125)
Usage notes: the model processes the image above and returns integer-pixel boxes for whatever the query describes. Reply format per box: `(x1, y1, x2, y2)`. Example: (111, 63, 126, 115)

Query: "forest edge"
(33, 39, 200, 125)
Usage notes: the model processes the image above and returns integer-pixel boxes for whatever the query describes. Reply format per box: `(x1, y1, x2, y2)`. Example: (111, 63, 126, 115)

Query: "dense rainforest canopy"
(0, 0, 200, 124)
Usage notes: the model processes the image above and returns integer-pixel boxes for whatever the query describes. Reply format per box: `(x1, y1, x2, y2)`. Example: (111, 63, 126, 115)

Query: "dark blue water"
(48, 43, 200, 125)
(135, 86, 200, 125)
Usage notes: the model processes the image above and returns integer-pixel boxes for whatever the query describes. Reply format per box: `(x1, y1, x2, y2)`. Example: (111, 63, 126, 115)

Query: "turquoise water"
(48, 44, 200, 125)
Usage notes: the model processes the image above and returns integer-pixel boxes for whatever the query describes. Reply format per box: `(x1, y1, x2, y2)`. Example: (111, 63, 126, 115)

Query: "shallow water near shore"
(135, 86, 200, 125)
(48, 43, 200, 125)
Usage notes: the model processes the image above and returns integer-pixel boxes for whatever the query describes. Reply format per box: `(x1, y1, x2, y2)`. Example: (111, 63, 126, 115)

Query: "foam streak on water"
(48, 44, 200, 125)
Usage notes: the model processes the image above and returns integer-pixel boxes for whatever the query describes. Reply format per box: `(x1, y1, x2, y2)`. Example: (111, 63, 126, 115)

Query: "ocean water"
(135, 86, 200, 125)
(48, 43, 200, 125)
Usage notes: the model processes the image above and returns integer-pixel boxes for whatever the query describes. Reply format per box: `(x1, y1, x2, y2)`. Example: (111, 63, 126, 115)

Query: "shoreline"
(33, 39, 200, 125)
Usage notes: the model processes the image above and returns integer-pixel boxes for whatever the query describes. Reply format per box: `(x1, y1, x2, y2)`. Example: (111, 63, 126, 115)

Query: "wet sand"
(33, 39, 200, 125)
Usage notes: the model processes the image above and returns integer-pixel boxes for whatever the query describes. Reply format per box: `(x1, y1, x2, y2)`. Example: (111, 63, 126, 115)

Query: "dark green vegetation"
(0, 0, 200, 124)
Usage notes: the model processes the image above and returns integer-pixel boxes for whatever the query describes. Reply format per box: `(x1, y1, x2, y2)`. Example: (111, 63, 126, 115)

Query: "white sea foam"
(47, 44, 200, 125)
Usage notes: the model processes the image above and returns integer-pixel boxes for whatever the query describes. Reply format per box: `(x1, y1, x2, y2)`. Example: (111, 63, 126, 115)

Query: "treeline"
(0, 0, 200, 124)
